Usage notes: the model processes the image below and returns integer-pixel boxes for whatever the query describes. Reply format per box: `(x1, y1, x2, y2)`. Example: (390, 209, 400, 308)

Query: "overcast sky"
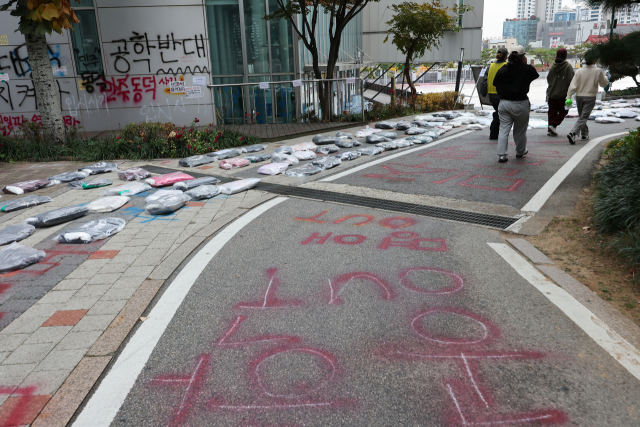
(482, 0, 578, 39)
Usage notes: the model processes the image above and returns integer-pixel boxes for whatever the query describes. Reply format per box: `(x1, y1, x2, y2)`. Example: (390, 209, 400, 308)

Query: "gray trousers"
(570, 96, 596, 136)
(497, 99, 530, 156)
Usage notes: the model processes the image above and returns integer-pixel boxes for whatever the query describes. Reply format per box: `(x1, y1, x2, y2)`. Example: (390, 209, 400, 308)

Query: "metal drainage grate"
(141, 165, 519, 230)
(259, 184, 519, 230)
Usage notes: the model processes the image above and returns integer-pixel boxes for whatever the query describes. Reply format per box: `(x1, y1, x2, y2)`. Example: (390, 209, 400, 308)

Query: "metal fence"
(207, 78, 365, 125)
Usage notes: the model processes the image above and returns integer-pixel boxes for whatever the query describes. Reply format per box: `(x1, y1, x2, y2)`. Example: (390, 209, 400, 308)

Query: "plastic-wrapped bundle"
(376, 141, 398, 151)
(407, 135, 434, 144)
(435, 125, 453, 132)
(357, 147, 384, 156)
(466, 124, 487, 130)
(310, 156, 341, 169)
(146, 189, 184, 203)
(414, 115, 446, 122)
(179, 155, 216, 168)
(433, 111, 460, 120)
(595, 117, 625, 123)
(271, 152, 299, 164)
(145, 193, 190, 215)
(88, 196, 130, 213)
(335, 131, 353, 138)
(244, 144, 268, 153)
(312, 135, 337, 145)
(374, 121, 396, 129)
(529, 104, 546, 111)
(405, 127, 426, 135)
(47, 171, 90, 183)
(25, 206, 89, 228)
(208, 148, 245, 159)
(284, 164, 323, 177)
(79, 162, 118, 175)
(146, 172, 194, 187)
(365, 134, 389, 144)
(378, 131, 397, 139)
(394, 121, 412, 130)
(68, 179, 113, 190)
(614, 110, 638, 118)
(589, 111, 609, 120)
(0, 224, 35, 245)
(117, 168, 151, 181)
(2, 180, 54, 195)
(566, 108, 579, 117)
(447, 121, 463, 128)
(458, 117, 479, 125)
(355, 127, 382, 137)
(534, 107, 549, 113)
(0, 242, 46, 273)
(394, 139, 414, 148)
(475, 110, 492, 116)
(101, 181, 150, 196)
(218, 178, 261, 195)
(411, 120, 434, 127)
(173, 176, 220, 191)
(292, 142, 317, 151)
(315, 145, 339, 155)
(421, 131, 439, 139)
(220, 158, 251, 170)
(335, 138, 356, 148)
(185, 185, 221, 200)
(334, 151, 361, 161)
(55, 218, 126, 243)
(245, 153, 272, 163)
(1, 195, 53, 213)
(273, 146, 294, 155)
(293, 151, 316, 160)
(527, 118, 549, 129)
(257, 162, 289, 175)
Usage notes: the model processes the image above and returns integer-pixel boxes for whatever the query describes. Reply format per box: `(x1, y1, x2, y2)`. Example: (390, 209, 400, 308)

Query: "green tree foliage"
(530, 47, 557, 69)
(588, 32, 640, 87)
(481, 48, 497, 64)
(383, 0, 472, 102)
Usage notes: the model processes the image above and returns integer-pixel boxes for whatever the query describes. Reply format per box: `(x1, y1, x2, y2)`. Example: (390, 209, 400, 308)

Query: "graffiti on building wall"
(0, 79, 72, 112)
(0, 44, 70, 78)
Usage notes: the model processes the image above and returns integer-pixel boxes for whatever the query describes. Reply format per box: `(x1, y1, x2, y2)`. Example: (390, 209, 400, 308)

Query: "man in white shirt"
(566, 52, 609, 145)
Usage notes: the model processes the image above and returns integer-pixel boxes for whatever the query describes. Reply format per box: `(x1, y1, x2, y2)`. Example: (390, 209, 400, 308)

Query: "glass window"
(244, 0, 270, 74)
(206, 0, 244, 76)
(70, 10, 103, 74)
(268, 0, 294, 73)
(75, 0, 94, 6)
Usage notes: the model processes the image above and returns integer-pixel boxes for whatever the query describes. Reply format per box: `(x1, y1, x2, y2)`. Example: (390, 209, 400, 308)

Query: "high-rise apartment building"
(516, 0, 562, 21)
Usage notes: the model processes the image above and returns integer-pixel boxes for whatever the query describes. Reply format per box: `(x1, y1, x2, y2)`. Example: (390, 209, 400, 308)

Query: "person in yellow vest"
(480, 47, 508, 139)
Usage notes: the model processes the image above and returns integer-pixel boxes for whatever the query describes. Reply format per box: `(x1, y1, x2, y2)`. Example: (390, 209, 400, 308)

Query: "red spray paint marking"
(432, 172, 472, 184)
(0, 386, 36, 427)
(400, 267, 464, 295)
(473, 165, 521, 177)
(11, 243, 100, 277)
(234, 268, 305, 310)
(379, 217, 416, 229)
(379, 231, 448, 252)
(215, 315, 301, 348)
(300, 233, 367, 246)
(333, 215, 374, 226)
(148, 354, 211, 427)
(363, 163, 458, 182)
(458, 175, 525, 192)
(301, 232, 333, 245)
(208, 395, 355, 412)
(327, 272, 395, 305)
(294, 211, 329, 223)
(411, 308, 501, 346)
(419, 147, 481, 160)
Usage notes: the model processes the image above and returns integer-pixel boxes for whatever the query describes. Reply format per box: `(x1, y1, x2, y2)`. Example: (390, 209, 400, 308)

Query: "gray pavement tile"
(3, 342, 56, 365)
(121, 265, 154, 277)
(34, 349, 87, 372)
(100, 286, 138, 301)
(87, 299, 128, 316)
(13, 286, 50, 300)
(61, 295, 102, 311)
(37, 290, 76, 305)
(21, 304, 61, 319)
(0, 352, 8, 364)
(74, 285, 112, 299)
(25, 326, 73, 344)
(0, 334, 30, 352)
(52, 278, 89, 291)
(128, 238, 155, 246)
(56, 330, 103, 350)
(97, 263, 130, 274)
(19, 368, 71, 395)
(86, 273, 122, 286)
(0, 363, 38, 388)
(507, 238, 555, 265)
(72, 314, 117, 332)
(110, 276, 146, 290)
(1, 316, 50, 335)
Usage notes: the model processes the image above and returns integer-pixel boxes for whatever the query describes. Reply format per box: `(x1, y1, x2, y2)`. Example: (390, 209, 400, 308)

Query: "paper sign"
(0, 35, 8, 46)
(52, 66, 67, 77)
(479, 67, 487, 77)
(78, 80, 86, 90)
(292, 79, 302, 87)
(185, 86, 202, 99)
(0, 72, 9, 82)
(192, 76, 206, 86)
(259, 81, 270, 90)
(346, 77, 356, 84)
(170, 81, 185, 94)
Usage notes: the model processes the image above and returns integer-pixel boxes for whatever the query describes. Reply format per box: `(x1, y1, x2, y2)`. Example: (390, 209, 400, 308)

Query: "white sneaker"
(547, 125, 558, 136)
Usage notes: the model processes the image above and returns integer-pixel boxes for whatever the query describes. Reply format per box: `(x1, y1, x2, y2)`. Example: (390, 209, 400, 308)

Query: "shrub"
(415, 91, 460, 113)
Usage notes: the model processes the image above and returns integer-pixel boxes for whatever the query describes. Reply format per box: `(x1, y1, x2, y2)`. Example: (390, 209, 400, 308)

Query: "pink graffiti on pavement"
(332, 215, 374, 226)
(215, 315, 301, 348)
(234, 268, 305, 310)
(399, 267, 464, 295)
(379, 231, 448, 252)
(327, 272, 395, 305)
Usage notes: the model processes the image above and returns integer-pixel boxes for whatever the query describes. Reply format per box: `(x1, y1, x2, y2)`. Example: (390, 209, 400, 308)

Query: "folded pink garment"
(145, 172, 194, 187)
(219, 158, 251, 170)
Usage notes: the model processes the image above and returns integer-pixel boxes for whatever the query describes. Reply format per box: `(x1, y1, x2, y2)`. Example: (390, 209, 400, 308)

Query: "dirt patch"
(522, 184, 640, 327)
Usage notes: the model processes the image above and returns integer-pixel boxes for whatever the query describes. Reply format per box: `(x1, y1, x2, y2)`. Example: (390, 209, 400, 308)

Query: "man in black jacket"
(493, 46, 540, 163)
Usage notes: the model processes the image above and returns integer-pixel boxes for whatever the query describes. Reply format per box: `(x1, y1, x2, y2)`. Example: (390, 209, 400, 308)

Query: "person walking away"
(493, 46, 539, 163)
(480, 47, 508, 140)
(546, 48, 574, 136)
(566, 52, 608, 144)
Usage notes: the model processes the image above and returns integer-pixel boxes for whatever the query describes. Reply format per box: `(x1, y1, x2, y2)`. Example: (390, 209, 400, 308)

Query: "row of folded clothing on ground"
(531, 98, 640, 123)
(0, 164, 263, 272)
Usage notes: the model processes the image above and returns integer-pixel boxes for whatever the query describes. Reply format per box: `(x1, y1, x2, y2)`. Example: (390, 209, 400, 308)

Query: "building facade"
(503, 18, 539, 47)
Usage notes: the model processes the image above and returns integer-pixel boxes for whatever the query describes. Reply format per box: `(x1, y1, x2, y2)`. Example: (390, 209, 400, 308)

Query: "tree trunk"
(25, 32, 65, 144)
(404, 57, 416, 108)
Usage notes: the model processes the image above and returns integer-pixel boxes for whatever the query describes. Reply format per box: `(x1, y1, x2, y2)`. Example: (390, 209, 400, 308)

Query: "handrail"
(354, 45, 374, 61)
(207, 78, 362, 88)
(339, 47, 355, 62)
